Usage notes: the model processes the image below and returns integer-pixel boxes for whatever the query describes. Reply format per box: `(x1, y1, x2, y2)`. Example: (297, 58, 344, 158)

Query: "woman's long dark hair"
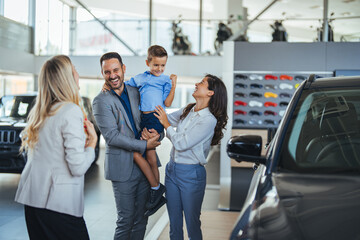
(180, 74, 228, 145)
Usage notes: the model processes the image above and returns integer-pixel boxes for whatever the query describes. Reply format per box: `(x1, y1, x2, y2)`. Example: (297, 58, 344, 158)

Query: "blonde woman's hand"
(102, 83, 111, 92)
(154, 106, 171, 129)
(84, 119, 98, 149)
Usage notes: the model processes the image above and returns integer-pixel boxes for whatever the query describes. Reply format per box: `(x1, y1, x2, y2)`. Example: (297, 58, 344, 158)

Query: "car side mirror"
(227, 135, 266, 165)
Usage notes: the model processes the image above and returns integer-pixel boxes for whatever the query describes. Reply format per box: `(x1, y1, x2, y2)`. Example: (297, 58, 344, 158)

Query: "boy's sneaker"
(144, 196, 167, 217)
(146, 183, 166, 209)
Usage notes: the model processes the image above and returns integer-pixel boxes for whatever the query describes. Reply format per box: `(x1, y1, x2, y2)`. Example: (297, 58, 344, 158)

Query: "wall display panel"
(232, 71, 333, 129)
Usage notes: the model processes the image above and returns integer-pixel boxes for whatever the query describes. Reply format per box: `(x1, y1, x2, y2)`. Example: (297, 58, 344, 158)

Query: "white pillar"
(69, 6, 77, 55)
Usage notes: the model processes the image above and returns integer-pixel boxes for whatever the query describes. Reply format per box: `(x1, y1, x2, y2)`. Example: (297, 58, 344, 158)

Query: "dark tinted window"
(279, 88, 360, 173)
(0, 96, 36, 118)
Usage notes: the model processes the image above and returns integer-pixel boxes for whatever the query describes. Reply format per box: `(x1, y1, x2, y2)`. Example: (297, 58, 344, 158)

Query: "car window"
(280, 88, 360, 173)
(0, 96, 36, 118)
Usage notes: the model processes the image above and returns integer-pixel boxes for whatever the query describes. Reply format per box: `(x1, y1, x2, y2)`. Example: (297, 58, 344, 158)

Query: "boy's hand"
(102, 83, 111, 92)
(170, 74, 177, 89)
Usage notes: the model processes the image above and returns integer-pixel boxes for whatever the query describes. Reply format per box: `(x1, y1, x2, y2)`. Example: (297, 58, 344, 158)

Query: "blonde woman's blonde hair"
(20, 55, 84, 152)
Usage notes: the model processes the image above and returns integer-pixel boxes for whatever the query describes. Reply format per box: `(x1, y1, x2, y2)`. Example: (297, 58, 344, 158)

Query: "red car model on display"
(264, 74, 278, 80)
(234, 100, 247, 106)
(234, 110, 247, 115)
(280, 74, 293, 80)
(264, 101, 278, 107)
(264, 110, 277, 116)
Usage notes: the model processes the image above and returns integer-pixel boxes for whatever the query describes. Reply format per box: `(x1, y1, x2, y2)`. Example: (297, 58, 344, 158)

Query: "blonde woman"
(15, 55, 98, 240)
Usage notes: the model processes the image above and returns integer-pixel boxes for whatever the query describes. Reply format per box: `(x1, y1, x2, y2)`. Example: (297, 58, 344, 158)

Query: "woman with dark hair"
(153, 74, 228, 239)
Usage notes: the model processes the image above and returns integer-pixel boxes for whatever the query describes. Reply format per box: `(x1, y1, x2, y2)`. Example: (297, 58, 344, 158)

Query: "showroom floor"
(0, 138, 237, 240)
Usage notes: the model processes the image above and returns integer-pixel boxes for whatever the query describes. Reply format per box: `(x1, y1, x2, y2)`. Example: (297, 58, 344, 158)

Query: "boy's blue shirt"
(125, 71, 172, 112)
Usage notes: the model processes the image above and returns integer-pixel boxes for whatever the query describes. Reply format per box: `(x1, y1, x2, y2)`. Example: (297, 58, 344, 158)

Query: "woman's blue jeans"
(165, 161, 206, 240)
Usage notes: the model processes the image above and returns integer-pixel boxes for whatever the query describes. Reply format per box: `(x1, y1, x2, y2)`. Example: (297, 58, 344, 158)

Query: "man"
(92, 52, 160, 239)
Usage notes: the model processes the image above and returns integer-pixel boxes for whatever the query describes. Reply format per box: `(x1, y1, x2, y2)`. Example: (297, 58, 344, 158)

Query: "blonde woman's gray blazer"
(15, 102, 95, 217)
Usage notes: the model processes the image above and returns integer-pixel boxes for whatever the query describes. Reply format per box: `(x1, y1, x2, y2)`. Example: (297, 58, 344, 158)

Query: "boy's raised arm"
(164, 74, 177, 107)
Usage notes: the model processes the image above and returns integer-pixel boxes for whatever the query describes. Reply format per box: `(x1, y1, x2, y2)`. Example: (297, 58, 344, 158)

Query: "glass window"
(4, 0, 29, 25)
(280, 88, 360, 172)
(75, 6, 149, 56)
(153, 0, 200, 55)
(35, 0, 69, 55)
(79, 78, 105, 101)
(0, 74, 34, 97)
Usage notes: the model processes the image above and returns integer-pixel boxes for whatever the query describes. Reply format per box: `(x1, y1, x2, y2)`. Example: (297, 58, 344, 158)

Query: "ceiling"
(62, 0, 360, 41)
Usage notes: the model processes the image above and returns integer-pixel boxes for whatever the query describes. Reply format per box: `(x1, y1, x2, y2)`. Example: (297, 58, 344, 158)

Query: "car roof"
(308, 75, 360, 89)
(1, 92, 38, 97)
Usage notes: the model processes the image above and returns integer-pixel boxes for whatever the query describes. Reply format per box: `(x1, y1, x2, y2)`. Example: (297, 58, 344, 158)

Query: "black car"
(235, 83, 248, 89)
(249, 92, 262, 98)
(250, 83, 263, 89)
(227, 75, 360, 239)
(235, 74, 248, 80)
(0, 94, 101, 173)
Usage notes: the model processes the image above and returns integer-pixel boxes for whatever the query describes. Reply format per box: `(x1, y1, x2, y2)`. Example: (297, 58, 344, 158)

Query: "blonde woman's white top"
(166, 106, 217, 165)
(15, 102, 95, 217)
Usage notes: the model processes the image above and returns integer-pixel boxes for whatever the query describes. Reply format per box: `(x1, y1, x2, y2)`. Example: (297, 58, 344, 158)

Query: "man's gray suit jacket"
(92, 85, 147, 182)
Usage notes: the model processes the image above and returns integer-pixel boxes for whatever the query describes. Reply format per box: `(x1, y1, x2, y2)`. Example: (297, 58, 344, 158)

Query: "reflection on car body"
(0, 93, 101, 173)
(227, 75, 360, 240)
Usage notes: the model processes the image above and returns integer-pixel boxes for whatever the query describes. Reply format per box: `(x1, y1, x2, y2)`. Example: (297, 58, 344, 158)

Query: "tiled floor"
(0, 138, 237, 240)
(158, 211, 239, 240)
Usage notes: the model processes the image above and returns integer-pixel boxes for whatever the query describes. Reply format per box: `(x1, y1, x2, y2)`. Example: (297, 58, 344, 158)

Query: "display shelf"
(232, 71, 333, 129)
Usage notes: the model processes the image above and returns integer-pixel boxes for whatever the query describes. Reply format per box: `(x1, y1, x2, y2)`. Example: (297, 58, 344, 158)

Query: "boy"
(126, 45, 177, 216)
